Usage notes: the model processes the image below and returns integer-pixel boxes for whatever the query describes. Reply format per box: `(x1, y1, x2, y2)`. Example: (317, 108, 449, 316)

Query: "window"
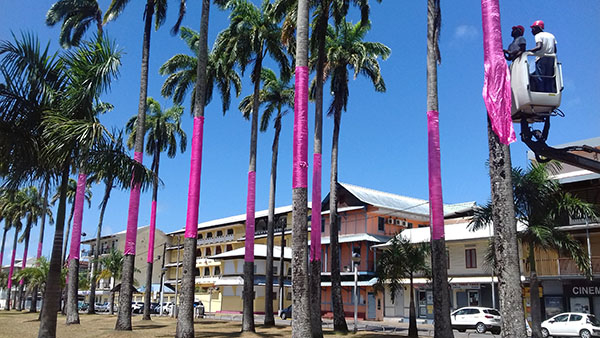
(206, 232, 213, 238)
(321, 219, 325, 233)
(216, 230, 223, 237)
(273, 292, 278, 300)
(287, 267, 292, 276)
(214, 266, 221, 275)
(553, 314, 568, 322)
(194, 268, 200, 276)
(418, 224, 427, 228)
(286, 292, 292, 301)
(196, 248, 202, 257)
(378, 217, 385, 231)
(204, 267, 210, 276)
(407, 222, 413, 229)
(226, 229, 234, 235)
(465, 249, 477, 268)
(569, 314, 582, 322)
(226, 244, 233, 251)
(205, 247, 212, 256)
(197, 233, 203, 239)
(215, 246, 222, 255)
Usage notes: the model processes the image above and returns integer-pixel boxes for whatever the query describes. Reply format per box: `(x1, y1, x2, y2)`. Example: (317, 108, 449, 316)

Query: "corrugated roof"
(209, 244, 291, 260)
(338, 182, 475, 217)
(314, 233, 390, 245)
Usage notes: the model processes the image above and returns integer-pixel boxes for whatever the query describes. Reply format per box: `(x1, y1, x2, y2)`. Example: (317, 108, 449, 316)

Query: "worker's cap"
(512, 25, 525, 34)
(530, 20, 544, 29)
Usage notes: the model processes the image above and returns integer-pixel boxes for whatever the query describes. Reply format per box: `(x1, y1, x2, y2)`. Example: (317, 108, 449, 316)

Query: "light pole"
(352, 251, 361, 333)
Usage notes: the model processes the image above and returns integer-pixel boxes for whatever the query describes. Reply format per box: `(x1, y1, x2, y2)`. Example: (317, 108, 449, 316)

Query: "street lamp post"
(352, 252, 361, 333)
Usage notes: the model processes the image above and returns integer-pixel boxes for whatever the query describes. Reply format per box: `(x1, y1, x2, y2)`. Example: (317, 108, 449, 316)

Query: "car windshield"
(588, 315, 600, 326)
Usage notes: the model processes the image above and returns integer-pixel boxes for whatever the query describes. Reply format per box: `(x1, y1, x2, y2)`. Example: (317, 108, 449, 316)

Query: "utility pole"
(159, 243, 166, 316)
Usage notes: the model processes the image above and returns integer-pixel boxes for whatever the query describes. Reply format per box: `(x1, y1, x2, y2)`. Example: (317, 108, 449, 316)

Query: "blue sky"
(1, 0, 599, 266)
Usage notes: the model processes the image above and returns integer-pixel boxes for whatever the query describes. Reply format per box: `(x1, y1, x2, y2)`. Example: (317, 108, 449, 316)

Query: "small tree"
(97, 249, 124, 315)
(375, 236, 430, 338)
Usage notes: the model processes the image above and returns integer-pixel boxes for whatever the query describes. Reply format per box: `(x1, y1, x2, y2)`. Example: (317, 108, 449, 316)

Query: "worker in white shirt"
(528, 20, 557, 92)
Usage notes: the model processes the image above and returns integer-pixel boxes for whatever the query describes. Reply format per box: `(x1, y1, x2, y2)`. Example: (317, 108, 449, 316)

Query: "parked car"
(149, 302, 160, 313)
(78, 302, 89, 312)
(155, 302, 173, 315)
(95, 302, 109, 312)
(131, 302, 144, 314)
(541, 312, 600, 338)
(280, 305, 292, 320)
(451, 307, 501, 334)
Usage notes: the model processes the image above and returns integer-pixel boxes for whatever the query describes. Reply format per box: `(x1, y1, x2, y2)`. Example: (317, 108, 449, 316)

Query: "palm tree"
(31, 177, 52, 312)
(126, 97, 187, 320)
(101, 0, 185, 329)
(324, 20, 389, 333)
(215, 1, 291, 331)
(51, 178, 92, 265)
(46, 0, 104, 48)
(375, 236, 430, 338)
(0, 191, 23, 311)
(424, 1, 453, 336)
(239, 68, 294, 326)
(11, 257, 65, 318)
(175, 1, 212, 336)
(160, 26, 242, 115)
(470, 163, 596, 338)
(97, 249, 124, 315)
(85, 132, 154, 314)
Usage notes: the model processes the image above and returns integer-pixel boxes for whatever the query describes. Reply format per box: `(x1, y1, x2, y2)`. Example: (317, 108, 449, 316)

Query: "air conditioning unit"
(395, 219, 402, 225)
(387, 217, 394, 224)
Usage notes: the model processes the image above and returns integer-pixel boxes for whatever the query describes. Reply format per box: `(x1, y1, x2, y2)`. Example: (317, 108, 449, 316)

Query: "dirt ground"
(0, 311, 411, 338)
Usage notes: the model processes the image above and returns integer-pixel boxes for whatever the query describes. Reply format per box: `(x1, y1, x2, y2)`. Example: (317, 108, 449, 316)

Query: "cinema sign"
(564, 282, 600, 297)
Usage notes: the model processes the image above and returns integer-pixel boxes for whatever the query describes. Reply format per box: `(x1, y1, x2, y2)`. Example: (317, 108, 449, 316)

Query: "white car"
(541, 313, 600, 338)
(451, 307, 502, 334)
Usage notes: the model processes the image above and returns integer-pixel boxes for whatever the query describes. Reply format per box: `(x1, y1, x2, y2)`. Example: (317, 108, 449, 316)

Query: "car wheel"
(580, 329, 591, 338)
(281, 312, 287, 320)
(475, 322, 487, 334)
(541, 328, 549, 338)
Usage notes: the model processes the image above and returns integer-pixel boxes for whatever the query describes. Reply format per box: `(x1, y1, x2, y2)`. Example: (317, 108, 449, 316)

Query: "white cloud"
(454, 24, 479, 40)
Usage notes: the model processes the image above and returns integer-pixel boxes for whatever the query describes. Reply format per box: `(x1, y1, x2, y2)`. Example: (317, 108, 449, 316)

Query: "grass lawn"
(0, 311, 414, 337)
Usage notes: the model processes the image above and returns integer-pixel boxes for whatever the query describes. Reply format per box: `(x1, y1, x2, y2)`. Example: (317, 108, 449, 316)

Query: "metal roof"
(313, 233, 391, 245)
(209, 244, 292, 260)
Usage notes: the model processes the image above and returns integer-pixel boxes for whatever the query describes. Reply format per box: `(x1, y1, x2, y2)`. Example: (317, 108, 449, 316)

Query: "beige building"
(82, 225, 169, 304)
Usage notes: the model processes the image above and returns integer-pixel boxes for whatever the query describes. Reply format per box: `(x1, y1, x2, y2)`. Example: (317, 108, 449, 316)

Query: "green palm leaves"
(46, 0, 104, 48)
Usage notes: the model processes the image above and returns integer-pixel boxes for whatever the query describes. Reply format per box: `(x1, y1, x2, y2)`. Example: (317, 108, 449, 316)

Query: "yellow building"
(166, 205, 309, 314)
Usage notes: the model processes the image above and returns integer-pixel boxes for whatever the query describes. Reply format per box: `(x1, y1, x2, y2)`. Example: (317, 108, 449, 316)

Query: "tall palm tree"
(424, 1, 452, 336)
(101, 0, 185, 329)
(324, 20, 389, 333)
(240, 68, 294, 326)
(0, 191, 23, 311)
(160, 26, 242, 115)
(85, 132, 154, 314)
(51, 178, 92, 265)
(375, 236, 430, 338)
(97, 249, 124, 315)
(126, 97, 187, 320)
(31, 177, 52, 312)
(46, 0, 104, 48)
(175, 1, 212, 336)
(11, 257, 59, 314)
(215, 0, 291, 332)
(470, 163, 596, 338)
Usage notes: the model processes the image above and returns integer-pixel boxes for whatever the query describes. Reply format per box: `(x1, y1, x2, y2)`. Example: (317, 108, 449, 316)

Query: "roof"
(209, 244, 291, 260)
(137, 283, 175, 293)
(169, 204, 310, 235)
(313, 233, 391, 245)
(321, 277, 378, 287)
(335, 182, 476, 217)
(373, 221, 527, 248)
(81, 225, 150, 244)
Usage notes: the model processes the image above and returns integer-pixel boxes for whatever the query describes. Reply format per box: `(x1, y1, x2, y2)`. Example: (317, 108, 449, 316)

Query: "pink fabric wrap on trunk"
(185, 116, 205, 238)
(124, 151, 143, 255)
(481, 0, 516, 145)
(427, 111, 445, 240)
(69, 173, 87, 260)
(310, 153, 322, 261)
(7, 238, 16, 290)
(244, 171, 256, 262)
(147, 200, 157, 263)
(36, 241, 43, 260)
(293, 66, 309, 189)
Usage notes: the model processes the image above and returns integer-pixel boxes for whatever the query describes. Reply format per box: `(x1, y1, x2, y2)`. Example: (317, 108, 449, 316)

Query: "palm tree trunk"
(89, 177, 113, 314)
(116, 0, 154, 331)
(66, 172, 87, 325)
(309, 3, 327, 336)
(528, 244, 542, 338)
(486, 118, 527, 338)
(62, 201, 76, 264)
(176, 1, 210, 337)
(17, 225, 32, 311)
(38, 158, 70, 338)
(264, 115, 281, 327)
(32, 177, 50, 313)
(242, 49, 263, 334)
(291, 1, 311, 336)
(330, 110, 348, 333)
(278, 226, 285, 315)
(426, 1, 453, 336)
(409, 273, 417, 338)
(110, 290, 115, 316)
(5, 224, 19, 311)
(0, 226, 8, 273)
(143, 151, 161, 320)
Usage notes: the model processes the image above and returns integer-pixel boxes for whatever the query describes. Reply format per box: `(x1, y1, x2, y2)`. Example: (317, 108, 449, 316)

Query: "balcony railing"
(521, 256, 600, 276)
(196, 234, 234, 245)
(569, 216, 600, 226)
